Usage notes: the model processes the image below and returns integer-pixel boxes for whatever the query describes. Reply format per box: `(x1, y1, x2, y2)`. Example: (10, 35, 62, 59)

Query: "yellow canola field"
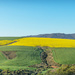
(9, 37, 75, 47)
(0, 40, 14, 46)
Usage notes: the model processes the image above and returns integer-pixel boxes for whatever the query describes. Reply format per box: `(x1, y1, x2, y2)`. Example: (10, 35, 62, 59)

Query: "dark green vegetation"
(0, 46, 42, 70)
(37, 65, 75, 75)
(0, 69, 34, 75)
(52, 48, 75, 64)
(0, 37, 22, 40)
(0, 64, 75, 75)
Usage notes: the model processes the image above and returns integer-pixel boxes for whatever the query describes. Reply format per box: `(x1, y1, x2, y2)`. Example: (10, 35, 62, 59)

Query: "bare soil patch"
(2, 51, 16, 59)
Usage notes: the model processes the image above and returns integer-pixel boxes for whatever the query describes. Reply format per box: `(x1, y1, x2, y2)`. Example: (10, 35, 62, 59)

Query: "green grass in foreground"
(0, 37, 22, 40)
(0, 66, 36, 71)
(0, 52, 7, 63)
(42, 68, 53, 74)
(52, 48, 75, 64)
(0, 46, 37, 51)
(0, 46, 42, 70)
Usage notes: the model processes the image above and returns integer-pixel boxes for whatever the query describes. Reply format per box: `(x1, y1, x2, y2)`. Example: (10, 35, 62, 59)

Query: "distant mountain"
(25, 33, 75, 39)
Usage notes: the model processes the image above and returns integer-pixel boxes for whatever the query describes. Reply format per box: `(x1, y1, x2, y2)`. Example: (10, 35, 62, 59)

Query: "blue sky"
(0, 0, 75, 36)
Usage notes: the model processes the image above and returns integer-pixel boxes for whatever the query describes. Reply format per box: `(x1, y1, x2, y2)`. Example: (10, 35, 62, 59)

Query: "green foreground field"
(0, 46, 42, 70)
(52, 48, 75, 64)
(0, 46, 75, 71)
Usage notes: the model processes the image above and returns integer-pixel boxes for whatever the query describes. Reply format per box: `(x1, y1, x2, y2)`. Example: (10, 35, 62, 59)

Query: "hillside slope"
(25, 33, 75, 39)
(0, 46, 42, 70)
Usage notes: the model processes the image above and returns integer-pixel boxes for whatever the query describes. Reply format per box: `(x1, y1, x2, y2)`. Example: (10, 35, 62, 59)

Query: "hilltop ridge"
(25, 33, 75, 39)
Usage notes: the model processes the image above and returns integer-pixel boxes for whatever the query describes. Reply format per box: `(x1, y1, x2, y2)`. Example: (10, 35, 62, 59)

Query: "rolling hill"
(0, 46, 42, 70)
(0, 37, 75, 75)
(25, 33, 75, 39)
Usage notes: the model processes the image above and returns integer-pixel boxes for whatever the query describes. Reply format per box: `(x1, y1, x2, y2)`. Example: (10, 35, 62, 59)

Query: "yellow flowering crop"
(9, 37, 75, 47)
(0, 40, 14, 46)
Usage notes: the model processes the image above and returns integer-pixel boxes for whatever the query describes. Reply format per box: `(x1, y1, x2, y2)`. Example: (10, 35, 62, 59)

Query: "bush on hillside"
(44, 65, 75, 75)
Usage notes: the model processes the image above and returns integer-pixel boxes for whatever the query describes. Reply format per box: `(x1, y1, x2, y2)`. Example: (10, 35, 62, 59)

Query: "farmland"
(52, 48, 75, 64)
(0, 37, 75, 75)
(0, 37, 23, 46)
(0, 37, 22, 40)
(0, 46, 42, 70)
(0, 40, 14, 46)
(9, 37, 75, 47)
